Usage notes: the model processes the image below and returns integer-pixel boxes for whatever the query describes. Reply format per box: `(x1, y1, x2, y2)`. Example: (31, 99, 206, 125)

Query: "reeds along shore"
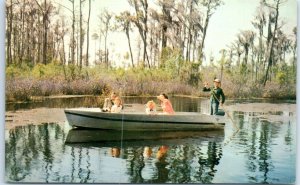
(5, 64, 296, 102)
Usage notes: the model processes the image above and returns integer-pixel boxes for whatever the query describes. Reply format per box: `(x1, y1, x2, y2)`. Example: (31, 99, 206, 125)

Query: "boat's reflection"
(65, 128, 224, 145)
(64, 128, 225, 183)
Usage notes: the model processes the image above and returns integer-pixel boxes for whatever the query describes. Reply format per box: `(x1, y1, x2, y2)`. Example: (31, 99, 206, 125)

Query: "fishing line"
(116, 109, 125, 183)
(221, 104, 240, 146)
(207, 87, 240, 145)
(119, 92, 125, 183)
(221, 104, 239, 131)
(120, 111, 124, 150)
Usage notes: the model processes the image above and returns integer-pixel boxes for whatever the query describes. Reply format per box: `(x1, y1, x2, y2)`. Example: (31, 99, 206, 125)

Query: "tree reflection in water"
(233, 111, 295, 183)
(6, 123, 67, 182)
(5, 108, 296, 184)
(5, 123, 225, 183)
(123, 142, 222, 183)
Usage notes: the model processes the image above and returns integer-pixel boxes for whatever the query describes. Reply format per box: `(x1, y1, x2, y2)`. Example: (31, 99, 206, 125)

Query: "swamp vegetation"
(5, 0, 296, 102)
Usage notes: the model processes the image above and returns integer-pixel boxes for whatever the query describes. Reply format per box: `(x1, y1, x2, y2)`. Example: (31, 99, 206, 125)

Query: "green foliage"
(67, 64, 78, 80)
(32, 63, 46, 78)
(6, 63, 31, 78)
(160, 47, 181, 72)
(275, 71, 287, 86)
(160, 47, 201, 86)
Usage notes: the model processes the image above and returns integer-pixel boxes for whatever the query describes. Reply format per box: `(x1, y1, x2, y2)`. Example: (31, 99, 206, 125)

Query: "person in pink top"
(157, 93, 175, 114)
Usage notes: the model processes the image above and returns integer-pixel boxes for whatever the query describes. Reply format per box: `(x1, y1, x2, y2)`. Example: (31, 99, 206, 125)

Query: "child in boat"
(145, 100, 156, 114)
(157, 93, 175, 114)
(102, 92, 118, 112)
(110, 97, 123, 113)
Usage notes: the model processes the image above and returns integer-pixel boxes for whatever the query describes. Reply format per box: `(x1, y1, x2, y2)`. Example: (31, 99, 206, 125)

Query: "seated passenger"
(157, 93, 175, 114)
(145, 100, 156, 114)
(111, 97, 123, 113)
(102, 92, 118, 112)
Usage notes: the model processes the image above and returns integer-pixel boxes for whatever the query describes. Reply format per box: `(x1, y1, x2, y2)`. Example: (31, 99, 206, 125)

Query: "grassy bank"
(5, 63, 296, 102)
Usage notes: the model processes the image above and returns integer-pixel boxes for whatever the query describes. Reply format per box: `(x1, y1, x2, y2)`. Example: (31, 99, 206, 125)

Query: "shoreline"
(5, 94, 296, 105)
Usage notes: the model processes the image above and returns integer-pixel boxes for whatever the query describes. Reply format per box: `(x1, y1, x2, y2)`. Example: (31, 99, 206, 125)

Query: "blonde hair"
(114, 97, 122, 106)
(146, 100, 156, 108)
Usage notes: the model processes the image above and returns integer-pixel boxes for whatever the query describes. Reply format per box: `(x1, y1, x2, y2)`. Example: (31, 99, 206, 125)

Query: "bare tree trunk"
(126, 30, 134, 67)
(198, 13, 209, 64)
(198, 0, 222, 64)
(161, 2, 169, 49)
(85, 0, 91, 67)
(136, 38, 141, 65)
(19, 1, 25, 65)
(6, 1, 13, 65)
(100, 10, 112, 68)
(99, 32, 102, 63)
(42, 0, 48, 64)
(79, 0, 83, 69)
(71, 0, 75, 65)
(76, 21, 80, 66)
(61, 31, 66, 65)
(131, 0, 150, 68)
(192, 32, 197, 62)
(263, 1, 280, 86)
(257, 26, 263, 82)
(186, 1, 194, 62)
(143, 0, 150, 68)
(104, 32, 108, 68)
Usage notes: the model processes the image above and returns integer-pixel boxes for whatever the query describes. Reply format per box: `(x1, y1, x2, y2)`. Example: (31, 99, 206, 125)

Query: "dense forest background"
(5, 0, 297, 102)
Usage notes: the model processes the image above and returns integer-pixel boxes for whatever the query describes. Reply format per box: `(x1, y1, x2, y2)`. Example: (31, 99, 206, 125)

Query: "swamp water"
(5, 96, 296, 183)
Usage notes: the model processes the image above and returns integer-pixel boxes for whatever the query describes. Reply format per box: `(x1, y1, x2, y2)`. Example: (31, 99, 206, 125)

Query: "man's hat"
(213, 79, 221, 83)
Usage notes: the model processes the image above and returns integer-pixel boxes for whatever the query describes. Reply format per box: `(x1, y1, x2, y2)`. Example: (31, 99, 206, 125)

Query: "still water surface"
(5, 97, 296, 183)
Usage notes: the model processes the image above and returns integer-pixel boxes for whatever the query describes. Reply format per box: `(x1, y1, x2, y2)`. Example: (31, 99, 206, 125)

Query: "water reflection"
(6, 96, 101, 111)
(111, 147, 121, 158)
(65, 128, 224, 143)
(5, 97, 296, 183)
(5, 123, 66, 182)
(5, 123, 225, 183)
(224, 110, 296, 184)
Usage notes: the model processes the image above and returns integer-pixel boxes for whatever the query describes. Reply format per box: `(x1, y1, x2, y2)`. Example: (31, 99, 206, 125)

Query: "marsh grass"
(5, 63, 295, 102)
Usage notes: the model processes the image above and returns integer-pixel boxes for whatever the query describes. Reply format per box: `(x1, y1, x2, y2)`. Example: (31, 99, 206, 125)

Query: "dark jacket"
(203, 87, 225, 104)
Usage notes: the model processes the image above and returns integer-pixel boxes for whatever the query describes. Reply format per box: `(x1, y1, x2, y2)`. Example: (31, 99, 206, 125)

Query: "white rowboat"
(65, 108, 226, 131)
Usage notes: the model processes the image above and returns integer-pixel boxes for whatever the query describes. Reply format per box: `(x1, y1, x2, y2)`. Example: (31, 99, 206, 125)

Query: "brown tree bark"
(263, 0, 282, 86)
(86, 0, 91, 67)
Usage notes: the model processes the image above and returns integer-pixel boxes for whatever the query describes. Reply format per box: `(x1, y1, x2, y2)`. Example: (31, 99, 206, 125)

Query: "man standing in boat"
(203, 79, 225, 115)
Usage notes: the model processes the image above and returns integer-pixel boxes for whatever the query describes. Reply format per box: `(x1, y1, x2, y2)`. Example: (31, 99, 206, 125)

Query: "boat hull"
(64, 108, 226, 131)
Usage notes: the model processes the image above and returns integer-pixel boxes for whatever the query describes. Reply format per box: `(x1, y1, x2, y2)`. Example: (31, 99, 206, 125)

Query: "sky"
(65, 0, 298, 66)
(204, 0, 297, 60)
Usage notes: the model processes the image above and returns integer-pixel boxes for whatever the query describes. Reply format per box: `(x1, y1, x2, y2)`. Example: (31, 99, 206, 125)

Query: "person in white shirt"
(102, 92, 118, 112)
(110, 97, 123, 113)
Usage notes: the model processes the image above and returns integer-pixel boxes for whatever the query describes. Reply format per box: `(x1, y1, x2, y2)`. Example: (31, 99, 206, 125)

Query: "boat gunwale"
(64, 109, 225, 125)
